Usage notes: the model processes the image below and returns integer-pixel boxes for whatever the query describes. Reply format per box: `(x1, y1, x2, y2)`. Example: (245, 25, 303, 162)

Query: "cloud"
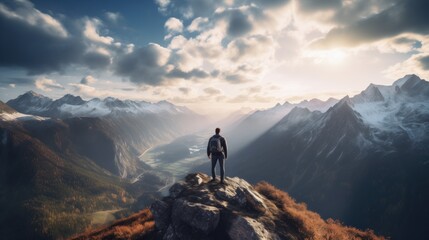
(165, 17, 183, 33)
(69, 83, 102, 98)
(170, 49, 202, 71)
(157, 1, 288, 88)
(313, 1, 429, 48)
(80, 75, 97, 85)
(179, 87, 191, 95)
(203, 87, 221, 95)
(254, 0, 290, 8)
(227, 35, 274, 61)
(298, 0, 341, 12)
(83, 47, 112, 69)
(0, 0, 68, 38)
(187, 17, 208, 32)
(226, 9, 253, 38)
(156, 0, 171, 12)
(105, 11, 121, 23)
(164, 17, 184, 39)
(115, 42, 213, 85)
(83, 18, 114, 45)
(35, 77, 64, 91)
(383, 53, 429, 80)
(115, 43, 171, 85)
(0, 0, 123, 75)
(0, 0, 85, 74)
(247, 86, 262, 93)
(169, 0, 220, 19)
(376, 35, 423, 53)
(418, 55, 429, 70)
(166, 68, 210, 80)
(168, 35, 187, 49)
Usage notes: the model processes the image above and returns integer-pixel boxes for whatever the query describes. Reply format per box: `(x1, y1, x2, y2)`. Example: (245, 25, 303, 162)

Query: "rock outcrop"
(150, 173, 383, 240)
(73, 172, 383, 240)
(150, 173, 278, 240)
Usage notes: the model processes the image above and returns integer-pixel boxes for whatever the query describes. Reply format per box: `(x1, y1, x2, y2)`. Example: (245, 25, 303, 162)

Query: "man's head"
(215, 128, 220, 134)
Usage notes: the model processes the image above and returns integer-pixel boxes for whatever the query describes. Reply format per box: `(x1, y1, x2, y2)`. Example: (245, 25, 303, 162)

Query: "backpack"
(209, 136, 223, 153)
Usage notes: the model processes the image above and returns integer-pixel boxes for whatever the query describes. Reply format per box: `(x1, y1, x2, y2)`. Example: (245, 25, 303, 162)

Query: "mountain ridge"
(7, 91, 197, 118)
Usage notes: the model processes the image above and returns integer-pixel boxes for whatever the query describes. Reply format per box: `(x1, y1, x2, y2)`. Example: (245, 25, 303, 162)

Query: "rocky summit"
(149, 173, 383, 240)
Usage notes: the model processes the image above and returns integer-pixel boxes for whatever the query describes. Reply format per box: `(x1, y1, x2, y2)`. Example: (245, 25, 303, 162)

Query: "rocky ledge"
(150, 173, 383, 240)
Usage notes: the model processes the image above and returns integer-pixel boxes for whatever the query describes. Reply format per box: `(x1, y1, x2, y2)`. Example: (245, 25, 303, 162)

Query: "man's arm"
(207, 137, 211, 158)
(222, 137, 228, 159)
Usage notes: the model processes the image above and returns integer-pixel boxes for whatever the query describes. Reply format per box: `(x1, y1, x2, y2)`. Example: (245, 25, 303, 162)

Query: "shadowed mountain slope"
(229, 75, 429, 239)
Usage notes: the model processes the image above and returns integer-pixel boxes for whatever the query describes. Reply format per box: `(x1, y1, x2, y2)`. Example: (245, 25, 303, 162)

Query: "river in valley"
(135, 133, 212, 195)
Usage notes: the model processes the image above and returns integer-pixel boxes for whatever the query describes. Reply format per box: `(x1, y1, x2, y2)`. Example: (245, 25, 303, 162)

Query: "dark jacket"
(207, 134, 228, 158)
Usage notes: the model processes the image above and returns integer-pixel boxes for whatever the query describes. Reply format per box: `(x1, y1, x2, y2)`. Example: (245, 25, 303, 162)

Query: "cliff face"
(72, 173, 384, 240)
(150, 173, 383, 240)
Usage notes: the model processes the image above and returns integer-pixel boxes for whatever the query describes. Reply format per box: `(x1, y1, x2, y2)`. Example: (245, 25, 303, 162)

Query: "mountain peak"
(351, 83, 384, 104)
(145, 173, 383, 240)
(56, 94, 84, 105)
(22, 90, 49, 99)
(393, 74, 421, 87)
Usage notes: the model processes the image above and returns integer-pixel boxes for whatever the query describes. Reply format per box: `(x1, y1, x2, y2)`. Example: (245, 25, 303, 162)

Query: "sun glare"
(307, 49, 347, 65)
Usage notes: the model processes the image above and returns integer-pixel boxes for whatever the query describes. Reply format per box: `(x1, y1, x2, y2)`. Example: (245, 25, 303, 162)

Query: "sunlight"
(307, 49, 347, 65)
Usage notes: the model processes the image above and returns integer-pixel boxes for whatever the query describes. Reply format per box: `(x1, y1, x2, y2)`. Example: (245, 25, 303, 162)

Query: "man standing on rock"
(207, 128, 228, 184)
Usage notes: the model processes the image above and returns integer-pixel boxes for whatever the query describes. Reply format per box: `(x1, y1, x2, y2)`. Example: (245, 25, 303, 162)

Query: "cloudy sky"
(0, 0, 428, 115)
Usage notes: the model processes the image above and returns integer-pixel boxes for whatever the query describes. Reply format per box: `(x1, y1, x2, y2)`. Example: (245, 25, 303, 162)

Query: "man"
(207, 128, 228, 184)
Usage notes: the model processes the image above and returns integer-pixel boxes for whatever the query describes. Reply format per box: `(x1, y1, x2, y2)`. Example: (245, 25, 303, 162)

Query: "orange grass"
(69, 209, 156, 240)
(255, 181, 386, 240)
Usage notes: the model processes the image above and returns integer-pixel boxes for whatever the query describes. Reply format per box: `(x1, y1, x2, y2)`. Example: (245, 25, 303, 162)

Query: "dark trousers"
(211, 154, 225, 181)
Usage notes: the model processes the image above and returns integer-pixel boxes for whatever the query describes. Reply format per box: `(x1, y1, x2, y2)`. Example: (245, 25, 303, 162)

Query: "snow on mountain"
(266, 74, 429, 147)
(350, 74, 429, 142)
(0, 112, 47, 121)
(0, 100, 47, 121)
(7, 92, 194, 118)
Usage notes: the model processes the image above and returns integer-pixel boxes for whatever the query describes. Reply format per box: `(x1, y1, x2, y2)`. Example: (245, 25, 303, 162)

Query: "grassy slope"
(69, 209, 156, 240)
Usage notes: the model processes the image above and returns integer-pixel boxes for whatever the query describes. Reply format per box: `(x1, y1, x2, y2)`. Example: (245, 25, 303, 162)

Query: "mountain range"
(0, 93, 206, 239)
(6, 90, 193, 119)
(229, 74, 429, 239)
(2, 74, 428, 239)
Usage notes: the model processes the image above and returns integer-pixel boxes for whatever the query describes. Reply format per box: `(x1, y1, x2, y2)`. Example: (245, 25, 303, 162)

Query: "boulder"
(172, 198, 220, 234)
(151, 173, 279, 240)
(228, 215, 278, 240)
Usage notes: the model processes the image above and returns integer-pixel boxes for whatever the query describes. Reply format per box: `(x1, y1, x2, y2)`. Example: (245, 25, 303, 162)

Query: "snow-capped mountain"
(225, 97, 338, 152)
(7, 91, 193, 118)
(230, 74, 429, 239)
(350, 74, 429, 143)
